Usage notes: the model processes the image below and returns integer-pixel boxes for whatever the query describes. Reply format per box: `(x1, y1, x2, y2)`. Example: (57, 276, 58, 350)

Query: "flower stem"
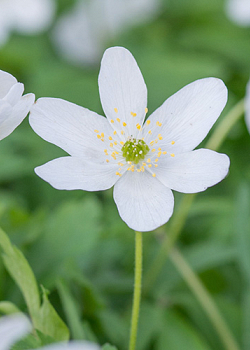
(170, 247, 240, 350)
(144, 98, 245, 291)
(129, 231, 143, 350)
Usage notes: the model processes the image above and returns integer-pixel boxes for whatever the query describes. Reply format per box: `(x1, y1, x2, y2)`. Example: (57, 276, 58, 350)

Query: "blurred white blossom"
(52, 0, 160, 66)
(0, 314, 100, 350)
(226, 0, 250, 26)
(0, 0, 56, 46)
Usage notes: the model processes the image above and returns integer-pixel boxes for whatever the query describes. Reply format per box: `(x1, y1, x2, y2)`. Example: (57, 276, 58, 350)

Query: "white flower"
(52, 0, 159, 66)
(0, 70, 35, 140)
(0, 314, 100, 350)
(0, 0, 56, 46)
(226, 0, 250, 26)
(29, 47, 230, 232)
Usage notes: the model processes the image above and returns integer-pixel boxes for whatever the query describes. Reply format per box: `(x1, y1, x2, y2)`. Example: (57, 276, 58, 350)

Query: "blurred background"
(0, 0, 250, 349)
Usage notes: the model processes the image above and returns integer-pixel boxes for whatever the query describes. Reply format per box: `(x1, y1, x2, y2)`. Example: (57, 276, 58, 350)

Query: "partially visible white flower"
(0, 0, 56, 46)
(52, 0, 160, 66)
(226, 0, 250, 26)
(0, 70, 35, 140)
(29, 46, 230, 232)
(0, 314, 31, 350)
(0, 314, 100, 350)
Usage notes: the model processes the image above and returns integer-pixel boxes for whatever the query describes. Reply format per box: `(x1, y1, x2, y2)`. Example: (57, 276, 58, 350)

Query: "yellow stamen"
(109, 136, 112, 140)
(123, 122, 127, 127)
(171, 141, 175, 145)
(116, 172, 122, 176)
(148, 164, 152, 168)
(114, 108, 118, 113)
(136, 124, 141, 130)
(163, 151, 167, 155)
(145, 108, 148, 113)
(120, 141, 124, 145)
(171, 153, 175, 157)
(111, 119, 114, 123)
(97, 135, 101, 139)
(113, 130, 117, 135)
(146, 120, 151, 125)
(94, 129, 99, 133)
(158, 134, 163, 140)
(152, 148, 156, 152)
(152, 173, 156, 177)
(131, 112, 137, 117)
(116, 118, 120, 122)
(155, 158, 158, 162)
(106, 159, 109, 163)
(147, 158, 151, 163)
(110, 143, 113, 147)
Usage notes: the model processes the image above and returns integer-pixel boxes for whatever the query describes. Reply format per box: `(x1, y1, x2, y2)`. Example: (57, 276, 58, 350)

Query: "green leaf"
(0, 228, 69, 341)
(0, 228, 40, 327)
(57, 279, 86, 340)
(101, 344, 118, 350)
(0, 301, 21, 315)
(157, 310, 212, 350)
(11, 334, 42, 350)
(36, 286, 69, 342)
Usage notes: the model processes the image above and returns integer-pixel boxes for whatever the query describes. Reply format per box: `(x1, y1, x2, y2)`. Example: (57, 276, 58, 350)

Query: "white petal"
(245, 80, 250, 133)
(155, 149, 230, 193)
(3, 83, 24, 106)
(98, 47, 147, 136)
(143, 78, 227, 153)
(35, 156, 119, 191)
(0, 70, 17, 99)
(29, 98, 115, 159)
(0, 314, 31, 350)
(0, 93, 35, 140)
(113, 170, 174, 232)
(40, 341, 100, 350)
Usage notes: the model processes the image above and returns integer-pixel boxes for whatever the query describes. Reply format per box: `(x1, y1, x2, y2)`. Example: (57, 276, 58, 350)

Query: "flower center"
(121, 138, 150, 164)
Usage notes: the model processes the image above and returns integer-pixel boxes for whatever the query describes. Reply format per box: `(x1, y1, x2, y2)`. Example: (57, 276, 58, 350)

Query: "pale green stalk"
(129, 231, 143, 350)
(170, 247, 240, 350)
(144, 98, 245, 291)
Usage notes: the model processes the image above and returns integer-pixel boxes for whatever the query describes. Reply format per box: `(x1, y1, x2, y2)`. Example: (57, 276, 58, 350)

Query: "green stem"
(144, 98, 245, 291)
(129, 231, 143, 350)
(170, 247, 240, 350)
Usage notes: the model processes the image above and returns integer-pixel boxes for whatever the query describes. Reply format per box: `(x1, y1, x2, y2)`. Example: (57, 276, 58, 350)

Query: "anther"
(114, 108, 118, 113)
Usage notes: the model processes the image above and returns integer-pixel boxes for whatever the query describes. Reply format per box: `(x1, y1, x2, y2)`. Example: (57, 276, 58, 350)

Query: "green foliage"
(0, 0, 250, 349)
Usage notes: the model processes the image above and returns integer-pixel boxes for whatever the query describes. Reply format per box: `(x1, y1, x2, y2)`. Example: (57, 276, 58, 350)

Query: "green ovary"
(121, 138, 150, 164)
